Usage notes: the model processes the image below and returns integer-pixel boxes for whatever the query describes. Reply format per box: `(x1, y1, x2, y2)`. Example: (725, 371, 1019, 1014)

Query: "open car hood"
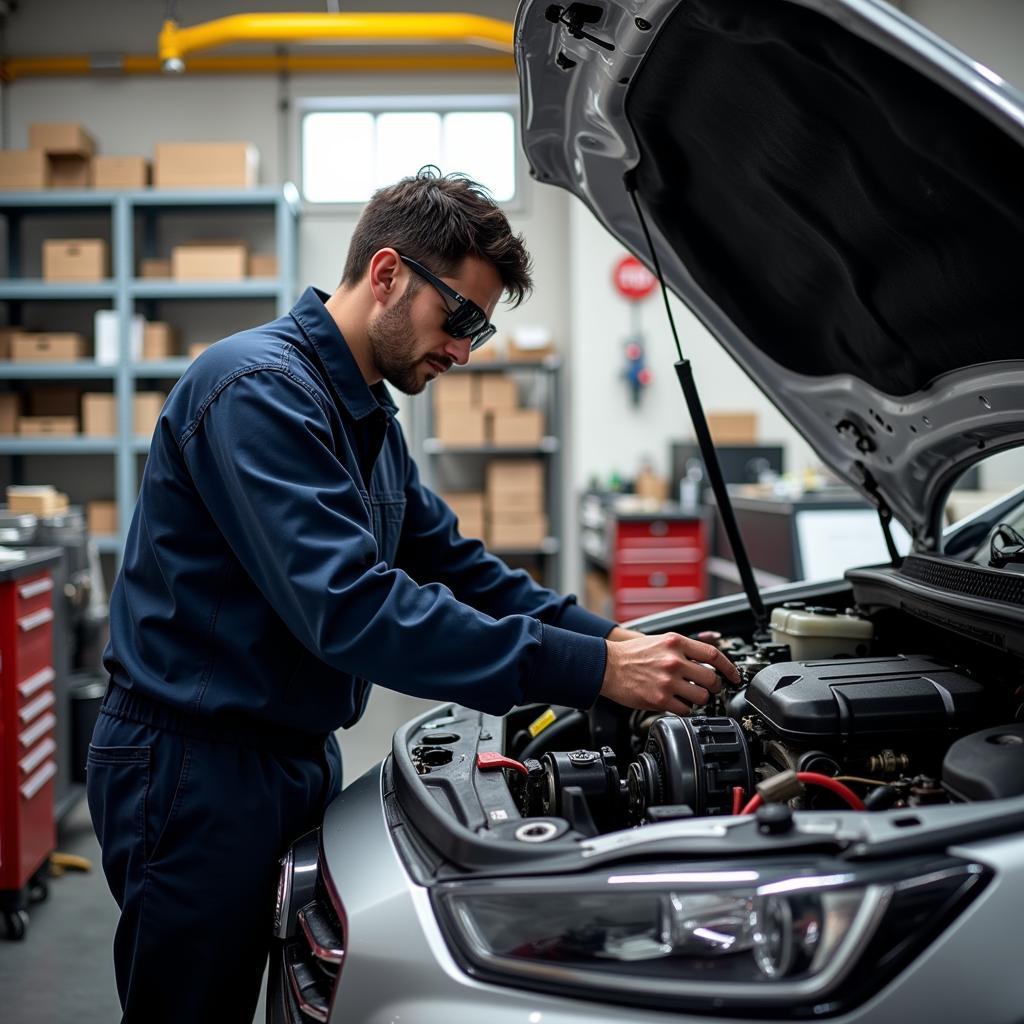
(516, 0, 1024, 548)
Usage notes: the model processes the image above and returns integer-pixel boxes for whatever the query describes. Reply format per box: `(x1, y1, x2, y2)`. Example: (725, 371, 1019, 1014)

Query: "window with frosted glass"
(301, 107, 516, 203)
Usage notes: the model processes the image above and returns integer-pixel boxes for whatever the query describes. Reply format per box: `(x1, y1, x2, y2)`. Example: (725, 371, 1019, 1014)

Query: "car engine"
(498, 603, 1024, 835)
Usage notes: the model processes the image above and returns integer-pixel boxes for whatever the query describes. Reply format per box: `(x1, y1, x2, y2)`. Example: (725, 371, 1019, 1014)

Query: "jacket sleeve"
(180, 368, 606, 714)
(395, 442, 617, 640)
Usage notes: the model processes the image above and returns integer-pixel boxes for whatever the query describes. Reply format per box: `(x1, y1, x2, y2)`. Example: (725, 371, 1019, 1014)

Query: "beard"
(367, 286, 435, 396)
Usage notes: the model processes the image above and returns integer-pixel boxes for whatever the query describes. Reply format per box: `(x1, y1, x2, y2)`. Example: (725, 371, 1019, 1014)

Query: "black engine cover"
(745, 654, 985, 744)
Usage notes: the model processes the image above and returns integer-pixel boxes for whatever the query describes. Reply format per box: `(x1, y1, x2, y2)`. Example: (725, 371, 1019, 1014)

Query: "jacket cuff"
(555, 601, 619, 639)
(525, 624, 606, 710)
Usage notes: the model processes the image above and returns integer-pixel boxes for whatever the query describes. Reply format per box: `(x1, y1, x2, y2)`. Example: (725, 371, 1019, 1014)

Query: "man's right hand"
(600, 632, 740, 715)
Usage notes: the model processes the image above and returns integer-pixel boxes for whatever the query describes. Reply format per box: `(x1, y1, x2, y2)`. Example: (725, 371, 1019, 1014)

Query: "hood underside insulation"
(628, 0, 1024, 397)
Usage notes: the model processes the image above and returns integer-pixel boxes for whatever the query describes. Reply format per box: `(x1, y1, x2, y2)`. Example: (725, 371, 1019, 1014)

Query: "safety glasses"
(399, 254, 497, 351)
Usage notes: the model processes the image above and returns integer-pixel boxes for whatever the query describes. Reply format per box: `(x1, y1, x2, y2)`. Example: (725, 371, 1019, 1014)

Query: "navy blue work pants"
(86, 702, 342, 1023)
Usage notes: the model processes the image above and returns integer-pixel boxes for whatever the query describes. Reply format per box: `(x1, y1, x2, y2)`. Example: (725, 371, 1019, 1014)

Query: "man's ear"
(367, 248, 403, 306)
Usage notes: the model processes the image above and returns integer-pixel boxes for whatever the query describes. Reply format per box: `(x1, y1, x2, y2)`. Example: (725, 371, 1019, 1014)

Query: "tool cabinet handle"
(18, 607, 54, 632)
(20, 737, 56, 776)
(18, 689, 56, 724)
(20, 760, 57, 800)
(18, 666, 56, 699)
(19, 712, 56, 748)
(18, 577, 54, 599)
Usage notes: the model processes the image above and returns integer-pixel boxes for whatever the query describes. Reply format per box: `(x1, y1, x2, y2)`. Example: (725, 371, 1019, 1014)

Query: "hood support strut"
(626, 177, 769, 637)
(674, 360, 770, 636)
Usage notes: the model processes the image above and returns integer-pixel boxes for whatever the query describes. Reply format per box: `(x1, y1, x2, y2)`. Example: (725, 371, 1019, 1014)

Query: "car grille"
(280, 877, 346, 1023)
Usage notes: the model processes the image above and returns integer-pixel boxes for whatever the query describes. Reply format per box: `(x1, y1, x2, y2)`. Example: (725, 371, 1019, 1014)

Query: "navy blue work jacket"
(104, 287, 614, 736)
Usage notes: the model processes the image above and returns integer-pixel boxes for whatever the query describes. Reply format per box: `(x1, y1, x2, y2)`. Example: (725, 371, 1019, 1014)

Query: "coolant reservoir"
(769, 604, 874, 660)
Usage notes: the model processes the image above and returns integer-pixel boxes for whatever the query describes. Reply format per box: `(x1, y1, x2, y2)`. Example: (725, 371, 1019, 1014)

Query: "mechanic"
(86, 167, 739, 1023)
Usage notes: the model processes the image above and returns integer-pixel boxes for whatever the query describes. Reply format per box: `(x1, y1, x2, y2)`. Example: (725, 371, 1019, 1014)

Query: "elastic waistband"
(101, 683, 330, 757)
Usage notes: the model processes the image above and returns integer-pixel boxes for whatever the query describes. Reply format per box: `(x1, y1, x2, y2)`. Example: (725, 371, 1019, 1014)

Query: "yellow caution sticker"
(528, 707, 557, 738)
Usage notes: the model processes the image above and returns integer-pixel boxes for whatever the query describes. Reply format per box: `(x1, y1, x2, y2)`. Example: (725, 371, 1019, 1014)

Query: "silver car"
(269, 0, 1024, 1020)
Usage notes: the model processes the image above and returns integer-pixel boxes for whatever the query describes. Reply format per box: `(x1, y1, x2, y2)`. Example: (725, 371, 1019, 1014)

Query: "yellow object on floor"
(49, 852, 93, 875)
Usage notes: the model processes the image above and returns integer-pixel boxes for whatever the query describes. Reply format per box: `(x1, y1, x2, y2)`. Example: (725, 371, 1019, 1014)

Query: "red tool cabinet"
(0, 551, 61, 940)
(611, 514, 707, 622)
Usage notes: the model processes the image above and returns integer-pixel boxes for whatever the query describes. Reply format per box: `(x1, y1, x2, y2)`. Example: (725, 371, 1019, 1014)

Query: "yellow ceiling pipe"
(159, 12, 515, 71)
(1, 52, 515, 81)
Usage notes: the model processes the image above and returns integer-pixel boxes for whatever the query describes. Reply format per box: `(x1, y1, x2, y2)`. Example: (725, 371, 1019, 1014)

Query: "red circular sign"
(612, 255, 657, 301)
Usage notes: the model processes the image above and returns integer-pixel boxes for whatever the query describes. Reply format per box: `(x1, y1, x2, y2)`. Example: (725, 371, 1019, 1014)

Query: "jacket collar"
(289, 286, 398, 420)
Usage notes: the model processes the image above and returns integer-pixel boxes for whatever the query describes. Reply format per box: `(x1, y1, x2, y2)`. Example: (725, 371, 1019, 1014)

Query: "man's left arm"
(396, 450, 617, 641)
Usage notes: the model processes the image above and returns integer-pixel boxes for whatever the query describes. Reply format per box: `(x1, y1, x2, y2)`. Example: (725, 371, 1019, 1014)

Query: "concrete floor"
(0, 686, 438, 1023)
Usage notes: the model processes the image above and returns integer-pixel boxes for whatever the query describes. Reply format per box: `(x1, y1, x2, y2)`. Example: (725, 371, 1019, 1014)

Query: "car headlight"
(433, 857, 987, 1015)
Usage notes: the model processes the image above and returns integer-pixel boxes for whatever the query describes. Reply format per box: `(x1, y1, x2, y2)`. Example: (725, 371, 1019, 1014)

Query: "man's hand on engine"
(600, 632, 740, 715)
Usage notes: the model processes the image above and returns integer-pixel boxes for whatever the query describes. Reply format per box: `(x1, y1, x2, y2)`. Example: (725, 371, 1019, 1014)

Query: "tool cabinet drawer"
(13, 609, 54, 680)
(616, 519, 703, 544)
(614, 600, 685, 621)
(15, 574, 56, 618)
(615, 565, 704, 589)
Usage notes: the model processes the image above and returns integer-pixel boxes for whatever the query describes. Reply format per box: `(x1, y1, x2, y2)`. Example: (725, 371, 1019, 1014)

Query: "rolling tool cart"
(0, 548, 63, 940)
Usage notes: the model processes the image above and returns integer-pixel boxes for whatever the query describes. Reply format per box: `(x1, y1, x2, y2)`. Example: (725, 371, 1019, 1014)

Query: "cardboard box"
(459, 513, 486, 540)
(171, 243, 247, 280)
(584, 569, 612, 615)
(488, 514, 548, 550)
(431, 372, 475, 413)
(134, 392, 166, 437)
(248, 253, 278, 278)
(48, 155, 91, 189)
(468, 343, 498, 363)
(139, 257, 172, 279)
(0, 327, 22, 360)
(443, 492, 487, 537)
(142, 322, 175, 360)
(507, 325, 555, 362)
(43, 238, 107, 281)
(188, 342, 213, 360)
(29, 122, 95, 157)
(12, 332, 88, 362)
(634, 467, 669, 502)
(489, 408, 543, 447)
(436, 406, 486, 447)
(486, 459, 545, 500)
(18, 415, 78, 437)
(0, 393, 19, 434)
(442, 492, 486, 521)
(707, 412, 758, 445)
(86, 500, 118, 536)
(0, 150, 48, 190)
(477, 373, 518, 412)
(93, 155, 150, 190)
(29, 386, 80, 417)
(6, 485, 68, 515)
(507, 340, 555, 362)
(82, 393, 116, 436)
(154, 142, 258, 189)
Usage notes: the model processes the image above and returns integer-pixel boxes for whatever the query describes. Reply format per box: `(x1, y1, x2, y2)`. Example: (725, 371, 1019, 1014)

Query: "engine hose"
(518, 710, 587, 761)
(741, 772, 866, 814)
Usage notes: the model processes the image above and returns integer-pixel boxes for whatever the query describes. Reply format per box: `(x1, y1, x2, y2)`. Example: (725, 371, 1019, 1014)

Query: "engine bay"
(401, 596, 1024, 844)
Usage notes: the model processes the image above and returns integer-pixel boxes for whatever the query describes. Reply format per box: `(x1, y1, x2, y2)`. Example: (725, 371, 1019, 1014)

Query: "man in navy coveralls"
(87, 168, 738, 1021)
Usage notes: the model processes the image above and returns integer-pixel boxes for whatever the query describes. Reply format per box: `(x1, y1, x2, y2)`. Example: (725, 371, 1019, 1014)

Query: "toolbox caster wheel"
(28, 877, 49, 904)
(3, 910, 28, 941)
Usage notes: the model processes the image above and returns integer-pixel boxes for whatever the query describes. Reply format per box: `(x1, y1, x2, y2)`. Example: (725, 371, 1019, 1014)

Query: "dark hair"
(340, 166, 533, 307)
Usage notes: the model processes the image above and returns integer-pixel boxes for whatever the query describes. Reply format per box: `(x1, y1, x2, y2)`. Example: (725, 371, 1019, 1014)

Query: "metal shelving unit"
(0, 185, 300, 558)
(414, 356, 566, 589)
